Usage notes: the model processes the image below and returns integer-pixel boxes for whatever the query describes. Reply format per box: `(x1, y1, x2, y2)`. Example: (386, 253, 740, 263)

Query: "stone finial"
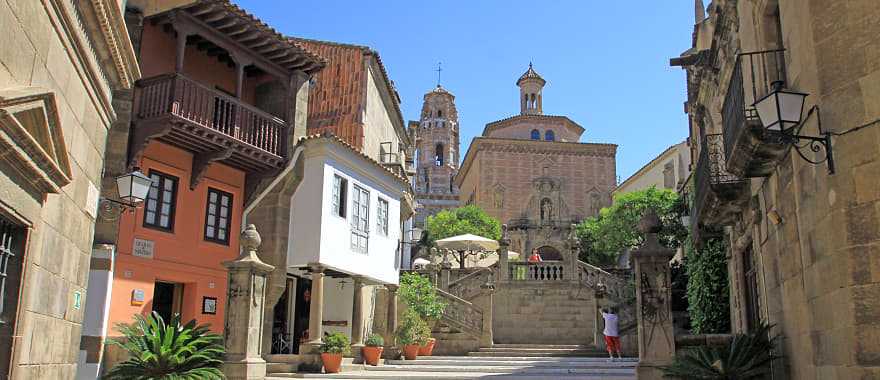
(637, 209, 662, 234)
(567, 224, 580, 247)
(695, 0, 706, 24)
(240, 224, 262, 251)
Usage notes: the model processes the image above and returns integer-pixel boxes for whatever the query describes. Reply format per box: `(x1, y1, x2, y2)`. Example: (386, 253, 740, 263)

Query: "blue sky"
(237, 1, 695, 181)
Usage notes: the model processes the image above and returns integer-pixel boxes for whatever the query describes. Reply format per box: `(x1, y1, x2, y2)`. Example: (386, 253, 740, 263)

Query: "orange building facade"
(85, 2, 324, 371)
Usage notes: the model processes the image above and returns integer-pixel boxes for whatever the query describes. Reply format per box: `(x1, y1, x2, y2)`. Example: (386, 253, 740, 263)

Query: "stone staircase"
(267, 344, 636, 379)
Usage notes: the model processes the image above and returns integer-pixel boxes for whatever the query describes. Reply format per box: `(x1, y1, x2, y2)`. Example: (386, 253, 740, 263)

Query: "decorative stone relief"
(0, 87, 72, 195)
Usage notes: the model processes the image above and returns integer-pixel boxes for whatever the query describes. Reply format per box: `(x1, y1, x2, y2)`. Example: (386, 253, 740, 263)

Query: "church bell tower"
(517, 63, 546, 115)
(410, 85, 461, 228)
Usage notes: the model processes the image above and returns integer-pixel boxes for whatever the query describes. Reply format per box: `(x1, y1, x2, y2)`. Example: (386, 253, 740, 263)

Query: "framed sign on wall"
(202, 296, 217, 315)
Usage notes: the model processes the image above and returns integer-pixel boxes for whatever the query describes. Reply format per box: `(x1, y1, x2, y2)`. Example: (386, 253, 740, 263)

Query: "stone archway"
(536, 245, 563, 261)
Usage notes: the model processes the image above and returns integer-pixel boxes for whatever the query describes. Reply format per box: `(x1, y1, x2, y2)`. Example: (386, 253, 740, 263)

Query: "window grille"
(350, 186, 370, 254)
(204, 188, 233, 244)
(144, 170, 178, 231)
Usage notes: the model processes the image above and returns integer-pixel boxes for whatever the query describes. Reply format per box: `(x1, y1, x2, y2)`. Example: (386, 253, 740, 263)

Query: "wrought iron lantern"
(752, 81, 835, 174)
(754, 81, 808, 131)
(115, 169, 153, 206)
(99, 168, 154, 219)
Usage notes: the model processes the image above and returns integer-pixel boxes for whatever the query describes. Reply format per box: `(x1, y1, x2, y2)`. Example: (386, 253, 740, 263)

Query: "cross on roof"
(436, 62, 442, 87)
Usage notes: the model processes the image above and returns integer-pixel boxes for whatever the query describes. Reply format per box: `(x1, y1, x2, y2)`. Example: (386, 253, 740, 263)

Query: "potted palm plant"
(362, 334, 384, 366)
(105, 312, 224, 380)
(319, 332, 350, 373)
(397, 310, 428, 360)
(662, 324, 778, 379)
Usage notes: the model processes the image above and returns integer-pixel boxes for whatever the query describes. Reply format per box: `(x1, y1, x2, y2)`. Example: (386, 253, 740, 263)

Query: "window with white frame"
(350, 185, 370, 253)
(377, 198, 389, 236)
(332, 175, 347, 218)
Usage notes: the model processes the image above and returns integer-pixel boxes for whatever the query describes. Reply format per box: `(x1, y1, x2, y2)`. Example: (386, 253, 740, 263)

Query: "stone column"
(304, 264, 325, 352)
(498, 224, 510, 282)
(383, 284, 399, 358)
(223, 225, 275, 380)
(351, 276, 366, 347)
(631, 211, 675, 380)
(439, 261, 452, 290)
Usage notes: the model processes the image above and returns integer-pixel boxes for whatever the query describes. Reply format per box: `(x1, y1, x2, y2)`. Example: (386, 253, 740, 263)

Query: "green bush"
(399, 272, 446, 321)
(575, 187, 687, 267)
(105, 312, 224, 380)
(365, 333, 384, 347)
(396, 310, 430, 346)
(662, 324, 778, 379)
(319, 332, 351, 354)
(685, 237, 731, 334)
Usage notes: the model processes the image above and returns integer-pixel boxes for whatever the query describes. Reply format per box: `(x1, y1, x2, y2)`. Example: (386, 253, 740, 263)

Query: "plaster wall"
(362, 64, 402, 162)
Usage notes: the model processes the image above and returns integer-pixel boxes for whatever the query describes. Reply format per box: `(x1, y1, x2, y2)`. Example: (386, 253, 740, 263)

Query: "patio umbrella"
(435, 233, 500, 252)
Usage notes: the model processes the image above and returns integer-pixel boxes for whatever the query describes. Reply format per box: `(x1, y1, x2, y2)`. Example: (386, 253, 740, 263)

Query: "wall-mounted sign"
(322, 320, 348, 327)
(123, 270, 133, 278)
(133, 238, 155, 259)
(131, 289, 145, 306)
(202, 297, 217, 315)
(73, 291, 82, 310)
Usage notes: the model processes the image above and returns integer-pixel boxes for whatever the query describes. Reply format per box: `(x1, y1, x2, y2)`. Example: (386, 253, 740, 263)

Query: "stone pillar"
(565, 224, 580, 284)
(498, 224, 510, 282)
(223, 225, 275, 380)
(383, 284, 399, 358)
(479, 283, 495, 347)
(631, 211, 675, 380)
(351, 276, 366, 347)
(439, 261, 452, 290)
(303, 264, 325, 352)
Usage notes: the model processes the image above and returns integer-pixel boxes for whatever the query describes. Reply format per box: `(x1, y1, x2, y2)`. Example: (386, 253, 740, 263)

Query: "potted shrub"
(397, 310, 428, 360)
(362, 334, 384, 366)
(417, 320, 436, 356)
(319, 332, 350, 373)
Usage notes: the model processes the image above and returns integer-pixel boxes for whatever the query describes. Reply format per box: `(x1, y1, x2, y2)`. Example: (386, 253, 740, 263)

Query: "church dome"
(516, 63, 545, 86)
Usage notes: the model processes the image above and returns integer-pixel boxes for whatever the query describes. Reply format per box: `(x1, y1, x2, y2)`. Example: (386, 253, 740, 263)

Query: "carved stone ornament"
(0, 87, 72, 194)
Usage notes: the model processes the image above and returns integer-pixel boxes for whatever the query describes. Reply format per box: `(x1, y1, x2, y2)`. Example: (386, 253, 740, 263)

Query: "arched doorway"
(536, 245, 562, 261)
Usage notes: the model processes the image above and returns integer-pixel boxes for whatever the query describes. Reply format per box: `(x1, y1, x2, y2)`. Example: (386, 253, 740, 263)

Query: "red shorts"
(604, 335, 621, 352)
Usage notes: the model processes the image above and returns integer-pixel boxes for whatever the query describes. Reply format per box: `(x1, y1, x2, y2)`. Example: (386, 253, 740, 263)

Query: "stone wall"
(680, 1, 880, 378)
(0, 0, 137, 377)
(493, 282, 596, 345)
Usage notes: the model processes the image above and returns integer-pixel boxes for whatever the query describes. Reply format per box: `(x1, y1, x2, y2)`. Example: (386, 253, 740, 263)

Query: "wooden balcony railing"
(692, 133, 749, 237)
(135, 73, 286, 158)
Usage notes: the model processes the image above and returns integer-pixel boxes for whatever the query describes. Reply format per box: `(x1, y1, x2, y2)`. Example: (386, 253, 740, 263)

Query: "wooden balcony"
(722, 49, 791, 178)
(131, 73, 287, 185)
(691, 134, 748, 240)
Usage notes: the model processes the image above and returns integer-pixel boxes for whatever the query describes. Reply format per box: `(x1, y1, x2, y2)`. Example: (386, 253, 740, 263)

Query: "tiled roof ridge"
(290, 37, 406, 132)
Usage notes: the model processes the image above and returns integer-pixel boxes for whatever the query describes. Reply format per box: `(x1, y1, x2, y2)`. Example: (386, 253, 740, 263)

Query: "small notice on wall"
(133, 238, 155, 259)
(131, 289, 145, 306)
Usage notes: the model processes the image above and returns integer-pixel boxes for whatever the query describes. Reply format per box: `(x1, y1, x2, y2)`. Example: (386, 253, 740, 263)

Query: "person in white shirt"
(601, 307, 622, 360)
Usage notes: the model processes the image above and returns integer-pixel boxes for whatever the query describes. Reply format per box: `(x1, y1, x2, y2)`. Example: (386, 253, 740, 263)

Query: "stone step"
(491, 344, 594, 349)
(268, 371, 634, 379)
(394, 356, 637, 363)
(363, 364, 635, 375)
(385, 359, 637, 367)
(468, 351, 608, 357)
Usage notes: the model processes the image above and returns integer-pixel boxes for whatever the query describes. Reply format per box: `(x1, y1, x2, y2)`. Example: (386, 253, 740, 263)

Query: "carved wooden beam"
(189, 4, 218, 16)
(202, 11, 229, 23)
(226, 25, 250, 36)
(266, 49, 289, 59)
(190, 147, 234, 189)
(128, 121, 174, 169)
(212, 17, 239, 30)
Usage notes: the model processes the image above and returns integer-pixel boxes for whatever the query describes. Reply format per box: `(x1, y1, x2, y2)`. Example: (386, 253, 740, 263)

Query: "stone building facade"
(410, 85, 461, 229)
(0, 0, 139, 378)
(456, 65, 617, 258)
(614, 140, 691, 196)
(673, 0, 880, 378)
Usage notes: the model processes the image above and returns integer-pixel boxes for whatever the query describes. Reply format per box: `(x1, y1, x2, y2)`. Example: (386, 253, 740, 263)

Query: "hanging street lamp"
(752, 81, 835, 174)
(99, 168, 154, 219)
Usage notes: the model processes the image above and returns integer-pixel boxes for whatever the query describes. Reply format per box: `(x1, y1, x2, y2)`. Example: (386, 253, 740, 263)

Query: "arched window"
(530, 129, 540, 140)
(544, 130, 555, 141)
(437, 110, 442, 118)
(435, 143, 444, 166)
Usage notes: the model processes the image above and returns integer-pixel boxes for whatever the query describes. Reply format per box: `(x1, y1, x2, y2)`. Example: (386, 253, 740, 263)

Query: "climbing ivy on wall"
(685, 237, 731, 334)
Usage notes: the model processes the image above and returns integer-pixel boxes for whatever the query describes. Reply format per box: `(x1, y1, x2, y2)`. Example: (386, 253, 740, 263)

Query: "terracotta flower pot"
(403, 344, 420, 360)
(418, 338, 436, 356)
(320, 352, 343, 373)
(362, 346, 383, 366)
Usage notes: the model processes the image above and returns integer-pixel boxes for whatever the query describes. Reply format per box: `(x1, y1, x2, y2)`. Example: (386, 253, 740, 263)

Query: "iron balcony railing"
(721, 49, 786, 159)
(135, 73, 287, 157)
(691, 133, 746, 234)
